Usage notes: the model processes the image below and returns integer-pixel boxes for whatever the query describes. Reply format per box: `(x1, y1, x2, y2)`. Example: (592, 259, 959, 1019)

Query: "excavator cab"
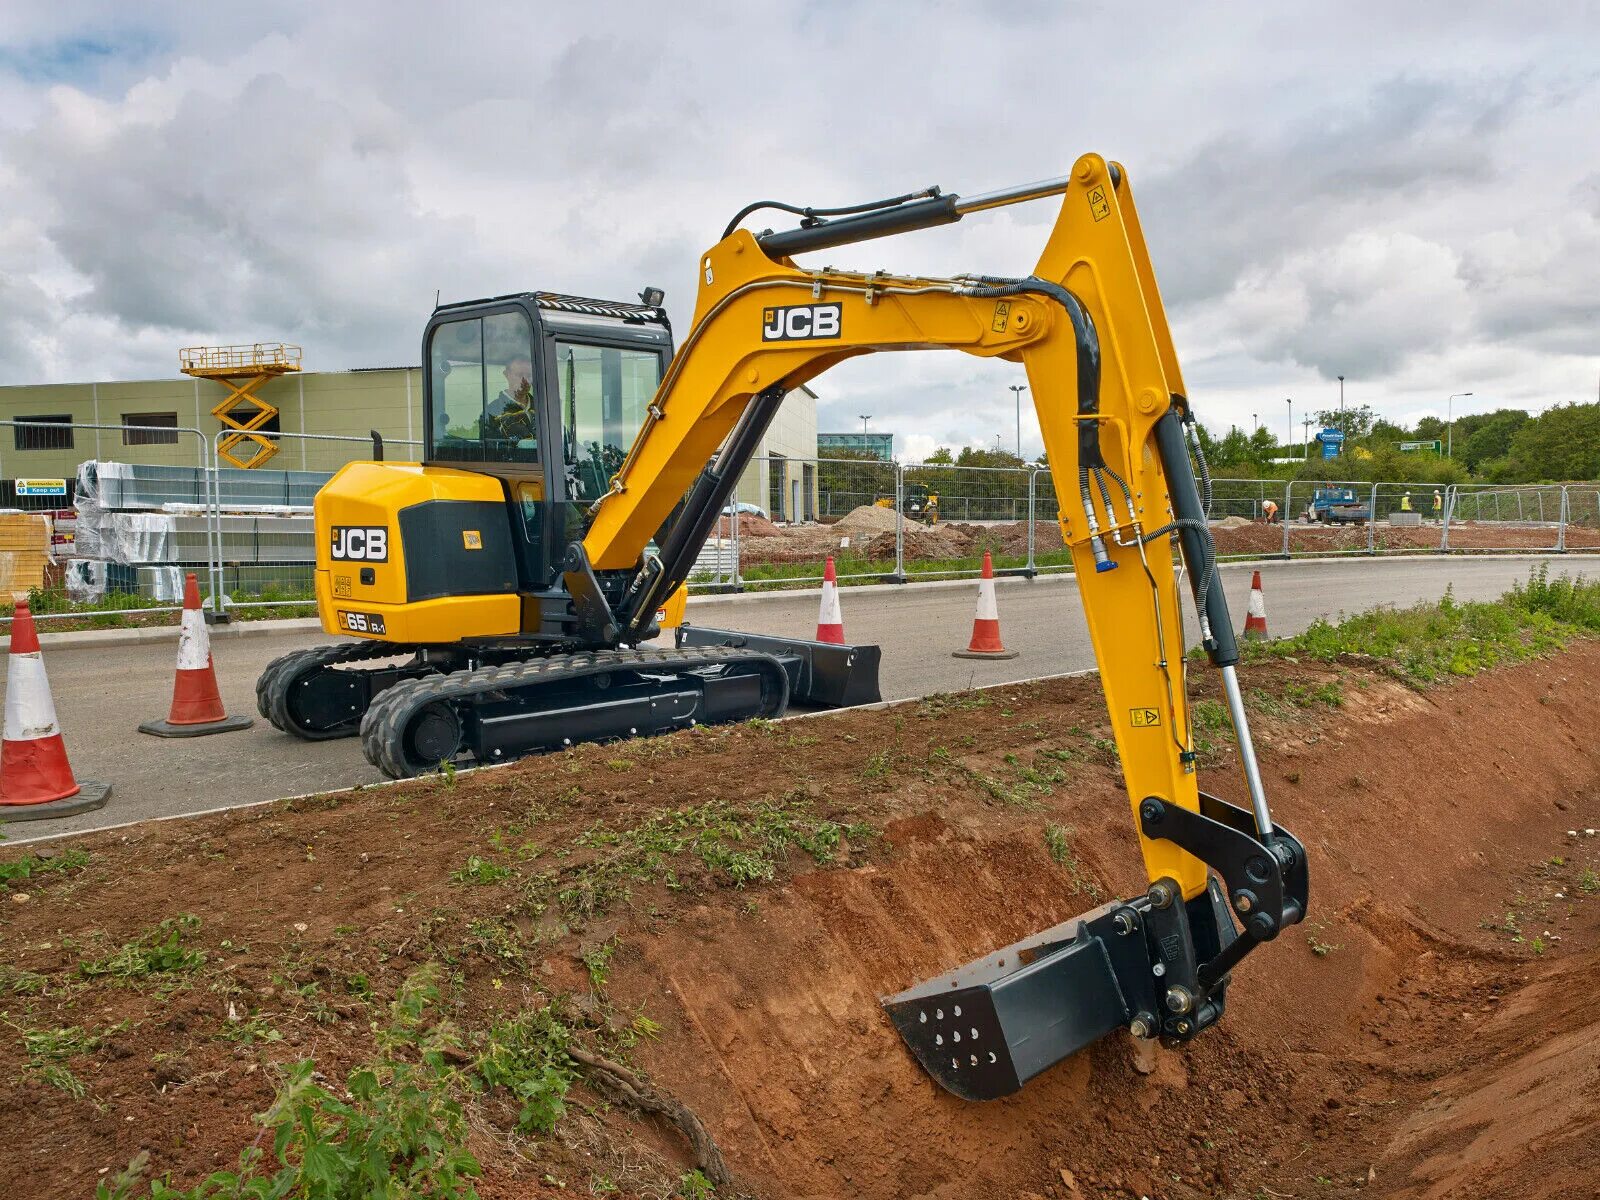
(422, 293, 674, 594)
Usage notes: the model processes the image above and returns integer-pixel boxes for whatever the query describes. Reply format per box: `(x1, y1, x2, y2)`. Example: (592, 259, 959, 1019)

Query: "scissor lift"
(180, 343, 302, 468)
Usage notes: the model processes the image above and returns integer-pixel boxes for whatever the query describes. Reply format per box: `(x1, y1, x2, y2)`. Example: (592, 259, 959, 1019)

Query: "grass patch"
(0, 847, 90, 887)
(529, 795, 872, 918)
(1042, 824, 1100, 898)
(1241, 568, 1600, 685)
(79, 915, 208, 982)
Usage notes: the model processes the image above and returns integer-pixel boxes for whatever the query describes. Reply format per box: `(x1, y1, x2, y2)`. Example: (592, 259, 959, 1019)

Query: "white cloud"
(0, 2, 1596, 456)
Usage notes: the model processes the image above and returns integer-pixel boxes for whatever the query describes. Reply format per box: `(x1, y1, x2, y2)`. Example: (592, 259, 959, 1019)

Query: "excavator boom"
(573, 153, 1308, 1097)
(281, 152, 1307, 1097)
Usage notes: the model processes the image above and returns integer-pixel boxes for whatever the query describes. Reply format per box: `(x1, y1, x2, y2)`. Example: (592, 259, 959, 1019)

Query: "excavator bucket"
(883, 878, 1237, 1100)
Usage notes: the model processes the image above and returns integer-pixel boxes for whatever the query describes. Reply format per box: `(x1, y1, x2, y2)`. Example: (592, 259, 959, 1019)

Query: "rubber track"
(256, 641, 421, 740)
(360, 645, 790, 779)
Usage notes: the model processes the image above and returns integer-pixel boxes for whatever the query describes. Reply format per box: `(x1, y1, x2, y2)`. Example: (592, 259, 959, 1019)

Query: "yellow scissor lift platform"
(180, 343, 302, 468)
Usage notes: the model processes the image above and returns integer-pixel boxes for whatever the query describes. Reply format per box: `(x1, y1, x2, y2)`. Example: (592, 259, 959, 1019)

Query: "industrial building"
(0, 364, 821, 516)
(818, 430, 894, 460)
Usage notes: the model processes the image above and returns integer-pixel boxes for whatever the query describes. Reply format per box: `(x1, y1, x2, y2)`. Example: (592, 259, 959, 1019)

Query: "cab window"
(428, 311, 539, 463)
(558, 341, 660, 502)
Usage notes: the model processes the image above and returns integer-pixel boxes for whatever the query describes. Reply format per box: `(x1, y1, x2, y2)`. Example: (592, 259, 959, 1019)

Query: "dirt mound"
(833, 504, 901, 536)
(6, 650, 1600, 1198)
(712, 512, 784, 539)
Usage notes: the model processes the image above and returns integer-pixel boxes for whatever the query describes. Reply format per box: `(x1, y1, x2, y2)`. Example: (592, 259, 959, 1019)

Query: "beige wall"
(0, 370, 423, 481)
(734, 387, 821, 520)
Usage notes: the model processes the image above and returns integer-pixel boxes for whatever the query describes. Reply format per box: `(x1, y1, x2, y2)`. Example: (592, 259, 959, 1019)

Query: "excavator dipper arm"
(578, 153, 1307, 1098)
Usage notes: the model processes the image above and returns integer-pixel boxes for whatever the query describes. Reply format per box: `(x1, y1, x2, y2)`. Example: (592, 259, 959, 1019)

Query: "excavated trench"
(2, 646, 1598, 1199)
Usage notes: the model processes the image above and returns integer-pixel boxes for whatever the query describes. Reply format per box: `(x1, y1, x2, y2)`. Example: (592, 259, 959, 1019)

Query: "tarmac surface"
(4, 553, 1591, 843)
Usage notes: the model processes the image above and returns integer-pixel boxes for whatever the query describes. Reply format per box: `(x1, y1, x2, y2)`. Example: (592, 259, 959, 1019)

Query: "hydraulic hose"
(1153, 405, 1237, 667)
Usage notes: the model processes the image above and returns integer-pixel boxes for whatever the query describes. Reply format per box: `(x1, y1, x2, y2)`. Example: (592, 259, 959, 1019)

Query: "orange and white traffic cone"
(0, 601, 111, 821)
(138, 574, 253, 738)
(954, 551, 1019, 659)
(1242, 569, 1269, 640)
(816, 556, 845, 645)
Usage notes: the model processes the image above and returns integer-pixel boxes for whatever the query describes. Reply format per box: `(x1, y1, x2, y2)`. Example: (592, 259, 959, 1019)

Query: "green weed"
(450, 856, 512, 886)
(473, 1006, 575, 1135)
(79, 915, 207, 982)
(0, 847, 89, 886)
(582, 939, 618, 994)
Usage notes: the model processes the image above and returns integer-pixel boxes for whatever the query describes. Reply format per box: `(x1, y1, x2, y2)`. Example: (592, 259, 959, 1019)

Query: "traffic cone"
(1242, 570, 1269, 640)
(0, 601, 111, 821)
(954, 551, 1019, 659)
(816, 556, 845, 645)
(138, 574, 253, 738)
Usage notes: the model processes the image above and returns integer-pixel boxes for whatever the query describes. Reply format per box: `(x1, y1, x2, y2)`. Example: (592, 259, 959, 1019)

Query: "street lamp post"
(1009, 384, 1028, 459)
(1337, 375, 1345, 450)
(1446, 393, 1473, 458)
(1302, 416, 1313, 459)
(1252, 412, 1258, 435)
(858, 414, 871, 436)
(1285, 397, 1293, 457)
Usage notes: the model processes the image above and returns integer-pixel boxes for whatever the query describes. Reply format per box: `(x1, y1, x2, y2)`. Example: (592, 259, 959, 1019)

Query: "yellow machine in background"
(259, 155, 1306, 1100)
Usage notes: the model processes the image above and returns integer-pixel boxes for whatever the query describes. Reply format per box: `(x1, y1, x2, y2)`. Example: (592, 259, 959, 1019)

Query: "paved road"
(5, 554, 1589, 843)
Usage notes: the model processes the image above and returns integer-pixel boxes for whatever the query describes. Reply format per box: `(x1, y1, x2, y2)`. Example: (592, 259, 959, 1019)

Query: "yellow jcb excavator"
(258, 153, 1307, 1099)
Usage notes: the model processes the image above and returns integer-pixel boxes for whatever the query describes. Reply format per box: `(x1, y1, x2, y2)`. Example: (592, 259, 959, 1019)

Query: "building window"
(122, 412, 180, 446)
(13, 415, 73, 451)
(768, 452, 786, 521)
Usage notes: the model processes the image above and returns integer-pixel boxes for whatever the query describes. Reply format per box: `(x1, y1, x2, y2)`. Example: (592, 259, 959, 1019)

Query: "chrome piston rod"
(1219, 663, 1275, 842)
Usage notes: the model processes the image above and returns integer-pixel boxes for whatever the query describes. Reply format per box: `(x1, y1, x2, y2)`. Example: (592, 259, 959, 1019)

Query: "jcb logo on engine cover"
(762, 303, 842, 342)
(330, 526, 388, 562)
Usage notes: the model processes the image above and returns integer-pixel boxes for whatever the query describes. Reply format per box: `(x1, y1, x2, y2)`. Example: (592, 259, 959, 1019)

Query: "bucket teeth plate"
(882, 901, 1144, 1101)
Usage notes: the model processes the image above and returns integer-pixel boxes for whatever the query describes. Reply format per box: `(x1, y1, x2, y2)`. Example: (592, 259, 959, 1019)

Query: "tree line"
(816, 401, 1599, 508)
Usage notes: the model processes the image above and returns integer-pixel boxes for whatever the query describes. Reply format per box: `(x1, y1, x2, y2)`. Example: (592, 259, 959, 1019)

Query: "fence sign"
(15, 478, 67, 496)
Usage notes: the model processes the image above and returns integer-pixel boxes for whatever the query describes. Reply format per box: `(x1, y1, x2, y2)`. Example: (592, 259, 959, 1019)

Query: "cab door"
(423, 303, 558, 592)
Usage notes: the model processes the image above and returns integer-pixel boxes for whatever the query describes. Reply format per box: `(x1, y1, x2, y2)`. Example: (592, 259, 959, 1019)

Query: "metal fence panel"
(1441, 483, 1567, 554)
(0, 421, 218, 624)
(1364, 482, 1444, 554)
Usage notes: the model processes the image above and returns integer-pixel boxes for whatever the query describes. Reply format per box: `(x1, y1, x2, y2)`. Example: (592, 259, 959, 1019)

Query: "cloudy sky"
(2, 2, 1597, 460)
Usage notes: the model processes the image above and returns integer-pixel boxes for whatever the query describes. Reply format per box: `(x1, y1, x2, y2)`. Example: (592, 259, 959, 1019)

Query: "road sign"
(1399, 440, 1442, 454)
(15, 478, 67, 497)
(1315, 427, 1344, 461)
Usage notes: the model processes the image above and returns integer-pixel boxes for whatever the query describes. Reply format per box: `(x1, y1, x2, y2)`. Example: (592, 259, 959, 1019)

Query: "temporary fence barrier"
(4, 420, 1597, 628)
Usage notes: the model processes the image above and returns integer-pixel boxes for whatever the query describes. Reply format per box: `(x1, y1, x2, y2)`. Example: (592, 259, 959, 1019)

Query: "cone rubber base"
(138, 714, 254, 739)
(0, 780, 111, 823)
(953, 648, 1019, 659)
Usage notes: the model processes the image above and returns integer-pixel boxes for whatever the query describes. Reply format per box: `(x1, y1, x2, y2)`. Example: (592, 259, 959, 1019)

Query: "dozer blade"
(675, 624, 882, 707)
(883, 878, 1238, 1101)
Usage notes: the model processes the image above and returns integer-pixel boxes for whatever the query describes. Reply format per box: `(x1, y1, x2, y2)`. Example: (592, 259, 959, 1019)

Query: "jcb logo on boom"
(330, 526, 388, 562)
(761, 303, 842, 342)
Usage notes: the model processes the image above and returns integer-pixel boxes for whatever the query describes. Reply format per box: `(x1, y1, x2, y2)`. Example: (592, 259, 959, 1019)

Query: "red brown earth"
(3, 647, 1600, 1198)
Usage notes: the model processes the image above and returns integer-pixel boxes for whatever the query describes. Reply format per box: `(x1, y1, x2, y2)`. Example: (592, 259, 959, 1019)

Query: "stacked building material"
(67, 461, 327, 604)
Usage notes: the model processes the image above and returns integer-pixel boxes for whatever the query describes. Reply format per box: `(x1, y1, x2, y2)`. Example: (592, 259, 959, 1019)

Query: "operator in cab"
(485, 355, 536, 442)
